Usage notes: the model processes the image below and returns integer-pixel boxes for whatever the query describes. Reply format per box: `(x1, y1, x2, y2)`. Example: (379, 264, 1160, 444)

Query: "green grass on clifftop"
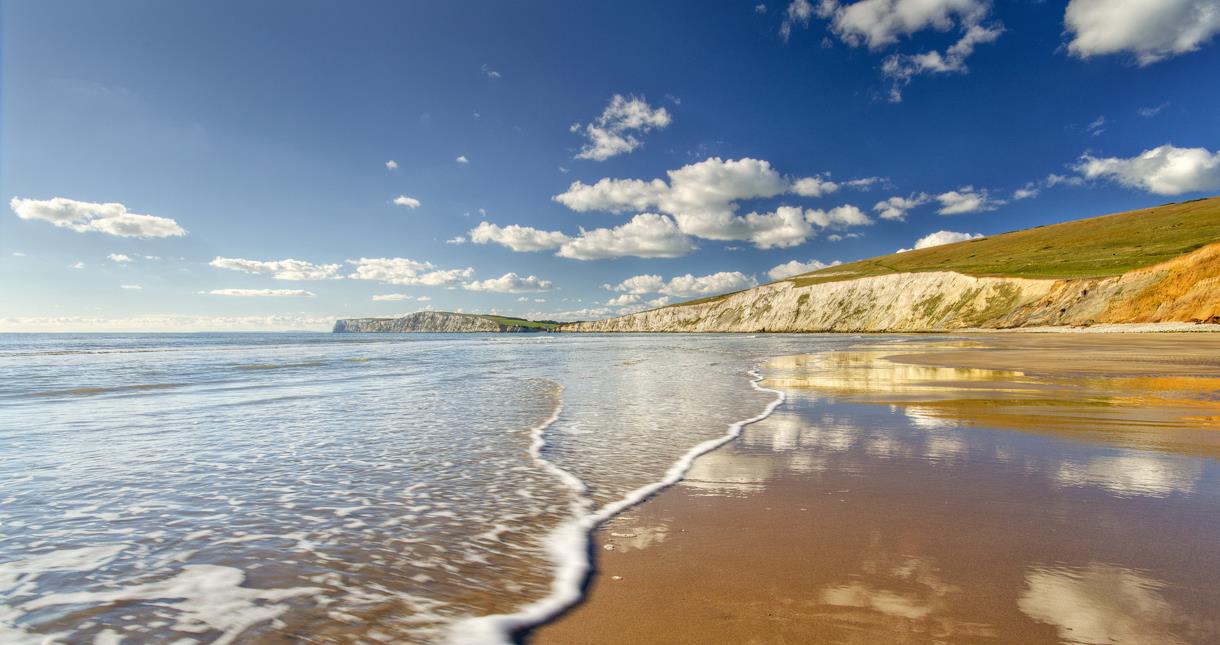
(478, 315, 560, 330)
(788, 197, 1220, 287)
(658, 196, 1220, 310)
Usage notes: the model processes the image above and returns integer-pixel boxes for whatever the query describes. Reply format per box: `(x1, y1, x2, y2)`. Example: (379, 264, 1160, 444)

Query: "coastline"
(532, 332, 1220, 643)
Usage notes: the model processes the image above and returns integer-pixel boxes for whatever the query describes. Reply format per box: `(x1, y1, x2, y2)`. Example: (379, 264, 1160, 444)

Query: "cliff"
(334, 311, 556, 333)
(563, 198, 1220, 333)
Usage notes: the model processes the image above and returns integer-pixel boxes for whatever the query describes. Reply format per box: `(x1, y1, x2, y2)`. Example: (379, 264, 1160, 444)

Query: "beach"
(536, 333, 1220, 644)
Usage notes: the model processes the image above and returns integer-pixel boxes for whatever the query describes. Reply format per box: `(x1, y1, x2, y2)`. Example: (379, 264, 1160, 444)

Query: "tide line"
(447, 369, 785, 644)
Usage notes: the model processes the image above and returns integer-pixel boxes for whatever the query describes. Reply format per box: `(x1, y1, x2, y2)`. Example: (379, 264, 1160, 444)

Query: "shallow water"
(536, 339, 1220, 644)
(0, 332, 865, 643)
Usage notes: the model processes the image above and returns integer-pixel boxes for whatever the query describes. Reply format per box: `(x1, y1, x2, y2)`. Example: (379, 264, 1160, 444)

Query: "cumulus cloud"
(897, 229, 983, 252)
(446, 236, 467, 245)
(481, 64, 501, 79)
(767, 258, 840, 280)
(606, 293, 642, 306)
(10, 197, 186, 238)
(372, 293, 411, 301)
(874, 193, 931, 220)
(1074, 144, 1220, 195)
(206, 288, 316, 297)
(469, 222, 571, 252)
(572, 95, 672, 161)
(385, 160, 398, 170)
(456, 155, 469, 164)
(209, 257, 341, 280)
(805, 204, 873, 227)
(807, 0, 1002, 101)
(108, 253, 133, 263)
(464, 272, 554, 293)
(1065, 0, 1220, 65)
(935, 186, 1005, 214)
(553, 157, 873, 248)
(120, 284, 143, 290)
(393, 195, 422, 209)
(346, 258, 474, 286)
(606, 271, 758, 298)
(70, 261, 86, 269)
(557, 214, 697, 260)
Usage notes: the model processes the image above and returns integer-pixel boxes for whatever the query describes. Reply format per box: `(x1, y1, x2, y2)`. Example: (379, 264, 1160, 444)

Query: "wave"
(447, 368, 786, 644)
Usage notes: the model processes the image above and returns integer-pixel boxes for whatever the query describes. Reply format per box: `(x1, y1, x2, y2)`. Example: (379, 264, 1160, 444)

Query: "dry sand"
(533, 333, 1220, 644)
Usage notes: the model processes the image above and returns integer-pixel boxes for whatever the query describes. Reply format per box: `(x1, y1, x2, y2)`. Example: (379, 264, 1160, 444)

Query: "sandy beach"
(535, 333, 1220, 644)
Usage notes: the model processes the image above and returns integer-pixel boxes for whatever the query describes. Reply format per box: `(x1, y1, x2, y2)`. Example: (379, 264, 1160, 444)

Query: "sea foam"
(447, 369, 785, 644)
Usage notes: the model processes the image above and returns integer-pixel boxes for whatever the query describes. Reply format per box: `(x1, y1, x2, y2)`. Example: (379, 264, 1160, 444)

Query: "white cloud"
(606, 271, 758, 298)
(469, 222, 570, 252)
(385, 160, 398, 170)
(464, 272, 554, 293)
(553, 157, 871, 247)
(416, 296, 432, 302)
(1075, 144, 1220, 195)
(606, 293, 642, 306)
(935, 186, 1005, 214)
(557, 213, 697, 260)
(12, 252, 26, 257)
(393, 195, 422, 209)
(1086, 115, 1107, 136)
(206, 288, 316, 297)
(456, 155, 469, 164)
(805, 204, 873, 227)
(881, 22, 1003, 101)
(108, 253, 133, 263)
(1065, 0, 1220, 65)
(1137, 103, 1169, 118)
(346, 258, 474, 286)
(873, 193, 930, 220)
(756, 3, 768, 14)
(372, 293, 411, 301)
(812, 0, 1002, 101)
(209, 256, 341, 280)
(780, 0, 814, 41)
(10, 197, 186, 238)
(605, 274, 666, 294)
(897, 229, 983, 253)
(481, 64, 501, 79)
(791, 174, 839, 197)
(1013, 182, 1040, 200)
(120, 284, 143, 290)
(70, 261, 85, 269)
(446, 236, 467, 245)
(572, 95, 672, 161)
(767, 258, 840, 280)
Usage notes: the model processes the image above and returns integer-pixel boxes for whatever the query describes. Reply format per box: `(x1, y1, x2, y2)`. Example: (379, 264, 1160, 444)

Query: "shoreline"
(450, 372, 786, 644)
(532, 333, 1220, 643)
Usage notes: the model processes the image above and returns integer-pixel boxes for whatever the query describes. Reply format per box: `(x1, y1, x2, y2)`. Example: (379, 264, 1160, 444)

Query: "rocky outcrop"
(334, 311, 546, 333)
(561, 243, 1220, 333)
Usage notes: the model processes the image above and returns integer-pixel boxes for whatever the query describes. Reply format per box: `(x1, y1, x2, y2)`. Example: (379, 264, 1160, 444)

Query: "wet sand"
(534, 334, 1220, 644)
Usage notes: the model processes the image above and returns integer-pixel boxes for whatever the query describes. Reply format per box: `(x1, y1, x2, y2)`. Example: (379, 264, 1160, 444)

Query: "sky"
(3, 0, 1220, 331)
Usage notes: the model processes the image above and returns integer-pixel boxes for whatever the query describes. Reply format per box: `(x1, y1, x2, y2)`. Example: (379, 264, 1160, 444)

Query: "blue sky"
(3, 0, 1219, 330)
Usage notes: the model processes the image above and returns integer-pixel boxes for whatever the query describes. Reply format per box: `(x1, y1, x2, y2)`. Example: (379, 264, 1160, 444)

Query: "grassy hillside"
(788, 197, 1220, 288)
(478, 315, 561, 330)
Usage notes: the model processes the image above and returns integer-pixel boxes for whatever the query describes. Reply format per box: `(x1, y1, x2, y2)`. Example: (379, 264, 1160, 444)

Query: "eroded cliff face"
(335, 311, 508, 333)
(561, 243, 1220, 333)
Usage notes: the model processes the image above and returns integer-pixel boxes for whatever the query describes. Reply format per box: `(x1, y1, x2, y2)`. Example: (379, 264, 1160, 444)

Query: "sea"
(0, 332, 866, 643)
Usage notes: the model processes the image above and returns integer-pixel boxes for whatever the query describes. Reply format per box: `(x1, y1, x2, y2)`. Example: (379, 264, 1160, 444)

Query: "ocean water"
(0, 332, 866, 643)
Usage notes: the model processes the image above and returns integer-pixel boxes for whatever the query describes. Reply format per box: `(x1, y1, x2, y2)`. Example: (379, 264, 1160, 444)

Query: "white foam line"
(447, 369, 784, 644)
